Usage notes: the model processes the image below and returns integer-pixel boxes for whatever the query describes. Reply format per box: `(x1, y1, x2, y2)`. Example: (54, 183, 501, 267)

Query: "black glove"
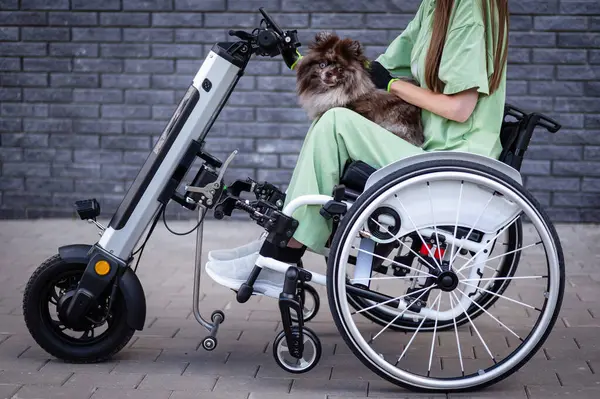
(368, 61, 398, 91)
(281, 48, 302, 70)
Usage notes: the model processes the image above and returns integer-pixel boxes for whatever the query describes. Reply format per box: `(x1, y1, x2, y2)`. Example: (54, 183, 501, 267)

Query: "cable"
(162, 204, 204, 236)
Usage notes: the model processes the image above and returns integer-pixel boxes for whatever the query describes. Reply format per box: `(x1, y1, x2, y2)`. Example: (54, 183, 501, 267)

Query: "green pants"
(284, 107, 424, 253)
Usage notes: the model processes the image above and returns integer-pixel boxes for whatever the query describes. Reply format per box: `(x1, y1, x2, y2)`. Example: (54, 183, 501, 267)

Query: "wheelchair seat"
(339, 103, 561, 196)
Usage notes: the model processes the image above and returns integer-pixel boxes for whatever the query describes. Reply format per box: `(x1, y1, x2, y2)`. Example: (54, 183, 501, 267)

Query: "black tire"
(346, 220, 523, 332)
(292, 283, 320, 323)
(23, 254, 135, 363)
(326, 160, 565, 392)
(272, 326, 322, 374)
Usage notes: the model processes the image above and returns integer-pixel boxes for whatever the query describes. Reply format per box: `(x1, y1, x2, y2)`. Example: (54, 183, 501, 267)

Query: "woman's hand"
(389, 79, 479, 123)
(368, 61, 398, 91)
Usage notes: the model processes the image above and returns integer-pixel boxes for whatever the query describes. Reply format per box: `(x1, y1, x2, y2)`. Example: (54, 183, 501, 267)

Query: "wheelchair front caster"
(291, 284, 320, 323)
(201, 336, 217, 351)
(273, 326, 321, 374)
(211, 310, 225, 324)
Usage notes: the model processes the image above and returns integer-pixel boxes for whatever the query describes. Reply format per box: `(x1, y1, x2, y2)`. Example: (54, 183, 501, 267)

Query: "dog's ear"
(315, 31, 335, 43)
(348, 40, 362, 56)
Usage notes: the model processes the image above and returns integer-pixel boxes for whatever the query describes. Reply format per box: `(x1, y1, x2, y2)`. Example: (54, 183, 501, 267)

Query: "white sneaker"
(205, 238, 286, 298)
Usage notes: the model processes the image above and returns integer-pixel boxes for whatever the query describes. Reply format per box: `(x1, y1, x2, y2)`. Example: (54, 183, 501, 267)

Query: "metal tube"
(192, 205, 212, 331)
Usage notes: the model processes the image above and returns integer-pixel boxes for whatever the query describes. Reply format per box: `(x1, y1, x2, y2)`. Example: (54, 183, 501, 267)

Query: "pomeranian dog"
(295, 32, 424, 146)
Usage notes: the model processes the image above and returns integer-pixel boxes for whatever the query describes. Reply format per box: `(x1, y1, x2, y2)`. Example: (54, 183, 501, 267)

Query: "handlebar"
(505, 104, 561, 134)
(259, 7, 284, 36)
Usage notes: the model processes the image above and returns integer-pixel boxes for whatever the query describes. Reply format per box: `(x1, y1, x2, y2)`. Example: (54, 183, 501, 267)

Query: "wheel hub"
(436, 271, 459, 292)
(56, 290, 95, 331)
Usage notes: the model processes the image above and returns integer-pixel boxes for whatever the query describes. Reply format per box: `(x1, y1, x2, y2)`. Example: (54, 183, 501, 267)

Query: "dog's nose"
(325, 70, 333, 78)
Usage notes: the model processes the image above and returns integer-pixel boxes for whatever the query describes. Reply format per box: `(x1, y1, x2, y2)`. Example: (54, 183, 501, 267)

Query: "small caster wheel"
(273, 326, 321, 374)
(211, 310, 225, 324)
(202, 336, 217, 351)
(292, 284, 320, 323)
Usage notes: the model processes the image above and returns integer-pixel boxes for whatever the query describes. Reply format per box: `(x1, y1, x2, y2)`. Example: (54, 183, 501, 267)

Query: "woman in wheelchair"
(210, 0, 509, 298)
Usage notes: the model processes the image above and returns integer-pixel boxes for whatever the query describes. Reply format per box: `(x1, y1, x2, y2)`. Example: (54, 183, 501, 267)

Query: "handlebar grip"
(536, 114, 561, 133)
(504, 104, 527, 120)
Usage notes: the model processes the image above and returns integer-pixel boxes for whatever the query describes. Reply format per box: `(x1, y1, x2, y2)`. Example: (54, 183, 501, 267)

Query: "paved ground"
(0, 219, 599, 399)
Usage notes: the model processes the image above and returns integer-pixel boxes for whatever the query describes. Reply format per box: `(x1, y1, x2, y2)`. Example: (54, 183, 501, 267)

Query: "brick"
(266, 13, 309, 28)
(530, 81, 584, 96)
(554, 161, 600, 177)
(591, 50, 600, 64)
(153, 14, 205, 28)
(532, 49, 586, 64)
(0, 148, 23, 162)
(1, 133, 48, 147)
(510, 15, 533, 30)
(528, 145, 583, 161)
(22, 27, 69, 41)
(560, 1, 600, 14)
(0, 176, 24, 190)
(204, 138, 254, 152)
(0, 27, 18, 41)
(586, 115, 600, 128)
(51, 72, 98, 88)
(124, 120, 165, 135)
(584, 146, 600, 160)
(585, 82, 600, 96)
(204, 13, 258, 28)
(312, 13, 364, 28)
(24, 148, 71, 162)
(151, 43, 204, 58)
(124, 28, 174, 43)
(49, 134, 98, 148)
(506, 80, 528, 96)
(73, 58, 122, 72)
(151, 75, 191, 89)
(0, 72, 47, 87)
(257, 139, 303, 154)
(26, 177, 73, 193)
(23, 58, 72, 72)
(0, 118, 21, 132)
(21, 0, 68, 9)
(3, 192, 52, 208)
(71, 0, 120, 9)
(507, 65, 554, 80)
(510, 1, 559, 14)
(592, 17, 600, 31)
(52, 163, 101, 178)
(101, 164, 147, 180)
(526, 176, 581, 192)
(73, 27, 121, 42)
(175, 29, 225, 43)
(125, 90, 174, 104)
(509, 32, 556, 47)
(124, 0, 172, 10)
(0, 0, 17, 8)
(0, 11, 46, 25)
(555, 98, 600, 113)
(102, 105, 151, 119)
(101, 44, 150, 58)
(101, 136, 150, 150)
(229, 92, 297, 107)
(0, 43, 46, 56)
(216, 106, 254, 122)
(137, 374, 215, 392)
(521, 160, 551, 175)
(553, 193, 600, 207)
(102, 74, 150, 89)
(0, 87, 21, 102)
(124, 59, 174, 73)
(256, 76, 297, 92)
(101, 12, 150, 26)
(23, 118, 71, 134)
(0, 57, 20, 71)
(1, 102, 47, 117)
(365, 13, 414, 29)
(49, 12, 97, 26)
(582, 178, 600, 192)
(559, 33, 600, 48)
(24, 88, 72, 102)
(74, 179, 126, 194)
(557, 65, 600, 80)
(3, 162, 51, 177)
(50, 43, 99, 58)
(175, 0, 225, 11)
(74, 149, 122, 164)
(49, 104, 99, 118)
(535, 16, 588, 31)
(551, 129, 600, 145)
(74, 119, 122, 134)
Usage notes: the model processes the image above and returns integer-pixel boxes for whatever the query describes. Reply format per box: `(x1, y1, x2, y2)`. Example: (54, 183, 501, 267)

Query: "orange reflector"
(94, 260, 111, 276)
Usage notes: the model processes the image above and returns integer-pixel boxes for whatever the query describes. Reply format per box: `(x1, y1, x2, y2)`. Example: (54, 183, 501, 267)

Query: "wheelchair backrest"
(499, 104, 562, 171)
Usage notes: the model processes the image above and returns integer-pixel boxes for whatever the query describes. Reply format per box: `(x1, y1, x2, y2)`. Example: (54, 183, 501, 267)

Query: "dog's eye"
(337, 67, 344, 73)
(319, 62, 327, 69)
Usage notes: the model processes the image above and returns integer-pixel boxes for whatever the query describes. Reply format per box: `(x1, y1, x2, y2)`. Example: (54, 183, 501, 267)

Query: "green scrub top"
(376, 0, 507, 159)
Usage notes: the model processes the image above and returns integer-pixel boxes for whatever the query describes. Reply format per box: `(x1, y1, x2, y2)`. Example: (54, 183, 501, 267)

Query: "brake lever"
(185, 150, 238, 205)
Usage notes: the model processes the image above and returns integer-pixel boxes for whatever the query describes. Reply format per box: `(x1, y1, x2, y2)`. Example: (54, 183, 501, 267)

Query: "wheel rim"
(276, 332, 318, 372)
(330, 169, 562, 390)
(41, 269, 121, 345)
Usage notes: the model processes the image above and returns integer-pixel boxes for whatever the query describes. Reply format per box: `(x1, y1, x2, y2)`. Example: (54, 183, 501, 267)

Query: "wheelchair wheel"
(327, 160, 564, 392)
(346, 219, 522, 332)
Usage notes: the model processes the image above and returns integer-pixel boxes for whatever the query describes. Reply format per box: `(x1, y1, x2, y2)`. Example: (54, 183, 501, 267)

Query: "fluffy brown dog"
(295, 32, 424, 146)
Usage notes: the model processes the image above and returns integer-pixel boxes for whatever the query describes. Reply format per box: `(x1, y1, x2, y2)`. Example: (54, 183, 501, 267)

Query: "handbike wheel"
(327, 159, 564, 392)
(23, 255, 135, 362)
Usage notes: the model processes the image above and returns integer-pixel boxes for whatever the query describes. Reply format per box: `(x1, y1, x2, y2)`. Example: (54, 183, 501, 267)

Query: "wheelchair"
(22, 8, 565, 393)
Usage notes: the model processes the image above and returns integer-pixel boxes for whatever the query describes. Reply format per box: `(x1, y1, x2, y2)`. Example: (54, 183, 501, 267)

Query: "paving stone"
(89, 388, 172, 399)
(137, 374, 216, 391)
(0, 370, 72, 386)
(527, 385, 600, 398)
(212, 376, 292, 395)
(290, 379, 368, 397)
(111, 360, 188, 375)
(8, 385, 93, 399)
(0, 384, 20, 399)
(62, 372, 144, 391)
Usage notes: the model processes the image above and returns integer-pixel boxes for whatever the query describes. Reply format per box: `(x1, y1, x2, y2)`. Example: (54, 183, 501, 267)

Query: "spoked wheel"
(23, 255, 135, 362)
(346, 220, 523, 332)
(327, 160, 564, 392)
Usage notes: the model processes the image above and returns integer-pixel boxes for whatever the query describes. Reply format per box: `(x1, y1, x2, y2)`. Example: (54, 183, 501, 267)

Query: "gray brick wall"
(0, 0, 599, 222)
